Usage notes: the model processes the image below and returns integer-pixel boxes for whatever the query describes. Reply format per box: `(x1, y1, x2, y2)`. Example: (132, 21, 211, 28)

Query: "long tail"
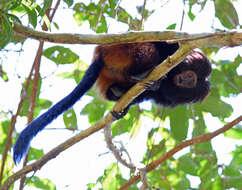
(13, 55, 104, 164)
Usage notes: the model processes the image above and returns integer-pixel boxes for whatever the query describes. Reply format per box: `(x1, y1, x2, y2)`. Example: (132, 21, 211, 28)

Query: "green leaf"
(22, 4, 37, 28)
(224, 124, 242, 139)
(145, 140, 167, 160)
(43, 46, 79, 64)
(195, 89, 233, 118)
(63, 0, 74, 7)
(224, 176, 242, 189)
(7, 13, 21, 24)
(148, 167, 174, 189)
(166, 23, 176, 30)
(102, 163, 121, 189)
(104, 3, 133, 25)
(96, 15, 108, 33)
(95, 163, 126, 190)
(223, 165, 241, 177)
(38, 0, 51, 16)
(197, 157, 220, 189)
(173, 177, 190, 190)
(211, 175, 223, 190)
(63, 108, 77, 130)
(111, 106, 140, 136)
(0, 65, 9, 81)
(87, 183, 96, 189)
(6, 0, 22, 10)
(230, 146, 242, 171)
(28, 147, 44, 161)
(27, 176, 56, 190)
(168, 106, 189, 141)
(81, 98, 108, 124)
(33, 99, 52, 118)
(0, 120, 10, 153)
(178, 153, 198, 176)
(192, 113, 206, 137)
(0, 154, 14, 184)
(53, 21, 59, 29)
(114, 7, 133, 25)
(211, 58, 242, 97)
(188, 6, 195, 21)
(214, 0, 239, 29)
(42, 13, 51, 29)
(194, 141, 214, 155)
(0, 13, 13, 49)
(73, 2, 108, 32)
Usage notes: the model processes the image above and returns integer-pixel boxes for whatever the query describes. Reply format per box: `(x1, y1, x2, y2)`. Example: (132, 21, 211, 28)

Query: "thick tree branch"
(8, 22, 242, 46)
(120, 115, 242, 190)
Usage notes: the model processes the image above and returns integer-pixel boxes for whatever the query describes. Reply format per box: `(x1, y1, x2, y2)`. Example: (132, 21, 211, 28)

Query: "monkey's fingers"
(143, 80, 161, 91)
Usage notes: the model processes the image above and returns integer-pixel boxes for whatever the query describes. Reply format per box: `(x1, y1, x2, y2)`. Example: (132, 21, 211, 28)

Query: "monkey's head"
(152, 49, 211, 107)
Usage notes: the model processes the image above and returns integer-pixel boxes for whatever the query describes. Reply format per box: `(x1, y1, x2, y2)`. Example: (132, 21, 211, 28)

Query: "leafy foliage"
(0, 0, 241, 189)
(26, 176, 56, 190)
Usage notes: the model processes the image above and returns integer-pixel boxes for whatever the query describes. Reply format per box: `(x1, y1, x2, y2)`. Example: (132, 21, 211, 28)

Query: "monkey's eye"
(173, 70, 197, 88)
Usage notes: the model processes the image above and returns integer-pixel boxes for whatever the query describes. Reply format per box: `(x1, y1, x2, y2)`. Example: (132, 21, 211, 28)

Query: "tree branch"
(104, 124, 136, 170)
(119, 115, 242, 190)
(8, 22, 242, 46)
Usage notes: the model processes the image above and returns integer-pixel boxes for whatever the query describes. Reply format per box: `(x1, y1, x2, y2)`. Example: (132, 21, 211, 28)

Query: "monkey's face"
(173, 70, 198, 89)
(152, 74, 210, 107)
(151, 50, 211, 107)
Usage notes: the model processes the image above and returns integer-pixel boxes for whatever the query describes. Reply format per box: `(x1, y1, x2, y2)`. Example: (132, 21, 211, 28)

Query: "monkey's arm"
(13, 55, 104, 164)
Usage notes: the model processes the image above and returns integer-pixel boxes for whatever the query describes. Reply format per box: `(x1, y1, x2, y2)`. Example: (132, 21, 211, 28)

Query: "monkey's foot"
(111, 107, 129, 120)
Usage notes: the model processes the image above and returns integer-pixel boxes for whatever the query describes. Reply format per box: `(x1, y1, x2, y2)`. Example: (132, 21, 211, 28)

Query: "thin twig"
(104, 125, 136, 170)
(19, 41, 43, 190)
(0, 57, 36, 185)
(139, 0, 147, 30)
(180, 0, 185, 31)
(18, 0, 61, 188)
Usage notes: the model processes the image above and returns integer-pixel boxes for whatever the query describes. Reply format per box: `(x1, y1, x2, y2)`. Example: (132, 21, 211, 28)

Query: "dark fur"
(13, 42, 211, 164)
(123, 49, 211, 107)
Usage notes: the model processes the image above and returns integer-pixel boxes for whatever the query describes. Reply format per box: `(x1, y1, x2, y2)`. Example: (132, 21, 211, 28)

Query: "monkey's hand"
(144, 80, 161, 91)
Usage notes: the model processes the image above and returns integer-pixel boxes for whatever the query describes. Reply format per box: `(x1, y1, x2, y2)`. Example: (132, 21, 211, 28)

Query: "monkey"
(13, 42, 211, 164)
(129, 49, 211, 107)
(94, 43, 210, 117)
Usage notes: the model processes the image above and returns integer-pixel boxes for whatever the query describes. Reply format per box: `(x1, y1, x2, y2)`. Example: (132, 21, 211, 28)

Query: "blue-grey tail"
(13, 55, 104, 164)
